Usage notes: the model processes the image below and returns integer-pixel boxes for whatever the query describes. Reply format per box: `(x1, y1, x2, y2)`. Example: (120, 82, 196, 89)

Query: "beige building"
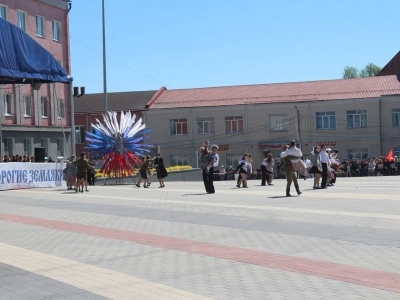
(144, 75, 400, 169)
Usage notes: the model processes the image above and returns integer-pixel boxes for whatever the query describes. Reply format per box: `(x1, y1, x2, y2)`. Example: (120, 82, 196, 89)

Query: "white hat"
(211, 144, 219, 149)
(326, 148, 331, 152)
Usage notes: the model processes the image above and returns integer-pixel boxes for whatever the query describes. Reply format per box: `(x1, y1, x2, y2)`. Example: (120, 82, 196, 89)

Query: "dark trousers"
(202, 167, 214, 193)
(321, 163, 328, 188)
(261, 167, 267, 185)
(87, 173, 95, 186)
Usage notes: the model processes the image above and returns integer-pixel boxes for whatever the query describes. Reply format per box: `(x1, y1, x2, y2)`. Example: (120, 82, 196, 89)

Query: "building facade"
(0, 0, 71, 160)
(144, 76, 400, 169)
(74, 91, 157, 158)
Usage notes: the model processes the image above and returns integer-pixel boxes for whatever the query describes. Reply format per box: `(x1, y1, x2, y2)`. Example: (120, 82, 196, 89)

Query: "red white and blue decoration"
(85, 111, 151, 177)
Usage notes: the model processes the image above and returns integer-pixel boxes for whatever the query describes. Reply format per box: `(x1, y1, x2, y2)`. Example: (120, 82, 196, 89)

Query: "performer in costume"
(154, 153, 168, 188)
(281, 141, 303, 196)
(309, 145, 322, 189)
(200, 140, 214, 173)
(202, 144, 219, 194)
(236, 154, 249, 188)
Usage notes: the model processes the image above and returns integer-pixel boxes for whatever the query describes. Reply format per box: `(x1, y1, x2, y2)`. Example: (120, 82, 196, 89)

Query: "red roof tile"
(148, 76, 400, 109)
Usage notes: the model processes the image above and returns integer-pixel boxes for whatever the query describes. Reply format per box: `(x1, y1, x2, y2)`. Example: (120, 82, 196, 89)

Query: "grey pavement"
(0, 176, 399, 299)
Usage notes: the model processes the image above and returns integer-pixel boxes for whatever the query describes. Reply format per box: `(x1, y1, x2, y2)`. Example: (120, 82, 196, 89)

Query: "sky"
(69, 0, 400, 94)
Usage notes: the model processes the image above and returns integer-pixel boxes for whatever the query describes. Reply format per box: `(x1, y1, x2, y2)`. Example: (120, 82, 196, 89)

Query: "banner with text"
(0, 162, 65, 191)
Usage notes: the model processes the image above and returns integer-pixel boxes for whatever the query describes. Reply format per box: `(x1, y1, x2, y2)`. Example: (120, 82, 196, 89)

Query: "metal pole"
(70, 78, 75, 156)
(102, 0, 108, 114)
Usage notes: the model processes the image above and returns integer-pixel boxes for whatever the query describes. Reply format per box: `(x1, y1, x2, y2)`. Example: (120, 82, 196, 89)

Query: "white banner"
(0, 162, 66, 191)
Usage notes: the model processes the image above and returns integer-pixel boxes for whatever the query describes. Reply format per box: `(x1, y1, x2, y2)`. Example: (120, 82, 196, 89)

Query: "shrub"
(95, 165, 193, 178)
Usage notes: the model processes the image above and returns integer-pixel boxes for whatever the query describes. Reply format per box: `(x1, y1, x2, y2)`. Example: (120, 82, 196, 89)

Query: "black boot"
(286, 188, 291, 197)
(295, 185, 302, 195)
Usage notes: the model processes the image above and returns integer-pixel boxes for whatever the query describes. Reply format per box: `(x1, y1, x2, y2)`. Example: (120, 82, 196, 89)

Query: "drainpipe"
(308, 102, 311, 153)
(379, 96, 383, 156)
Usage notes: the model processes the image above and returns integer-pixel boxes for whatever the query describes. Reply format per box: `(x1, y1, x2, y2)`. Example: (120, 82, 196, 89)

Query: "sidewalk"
(0, 177, 399, 299)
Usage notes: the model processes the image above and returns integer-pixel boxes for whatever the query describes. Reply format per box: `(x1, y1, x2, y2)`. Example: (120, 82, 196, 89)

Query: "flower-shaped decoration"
(85, 111, 152, 177)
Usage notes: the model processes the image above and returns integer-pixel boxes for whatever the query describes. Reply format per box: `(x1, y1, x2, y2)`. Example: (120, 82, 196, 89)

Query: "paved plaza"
(0, 176, 399, 299)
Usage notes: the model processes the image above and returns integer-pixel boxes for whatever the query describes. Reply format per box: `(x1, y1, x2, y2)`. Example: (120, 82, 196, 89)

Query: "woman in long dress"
(154, 153, 168, 188)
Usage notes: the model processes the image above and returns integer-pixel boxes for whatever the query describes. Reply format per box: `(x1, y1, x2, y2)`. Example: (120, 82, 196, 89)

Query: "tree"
(342, 63, 381, 79)
(343, 66, 359, 79)
(359, 63, 381, 77)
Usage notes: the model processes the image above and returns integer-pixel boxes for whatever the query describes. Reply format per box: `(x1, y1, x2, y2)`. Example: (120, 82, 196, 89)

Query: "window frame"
(169, 118, 188, 135)
(346, 110, 367, 128)
(0, 4, 8, 20)
(4, 94, 13, 115)
(316, 111, 336, 130)
(24, 95, 32, 117)
(75, 126, 85, 144)
(23, 138, 33, 156)
(41, 96, 49, 118)
(4, 138, 15, 156)
(391, 108, 400, 127)
(225, 116, 244, 133)
(57, 138, 65, 157)
(40, 138, 50, 157)
(52, 20, 61, 42)
(347, 148, 368, 160)
(17, 10, 27, 32)
(197, 117, 215, 134)
(36, 15, 45, 37)
(170, 154, 188, 166)
(269, 114, 289, 132)
(57, 99, 65, 119)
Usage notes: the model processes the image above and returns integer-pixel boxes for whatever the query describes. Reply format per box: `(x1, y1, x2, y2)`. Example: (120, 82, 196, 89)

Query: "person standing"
(203, 144, 219, 194)
(319, 145, 330, 189)
(66, 155, 77, 191)
(219, 165, 226, 181)
(72, 153, 91, 193)
(303, 156, 312, 178)
(260, 158, 268, 186)
(154, 153, 168, 188)
(236, 154, 249, 188)
(309, 146, 322, 189)
(137, 155, 154, 188)
(281, 141, 303, 196)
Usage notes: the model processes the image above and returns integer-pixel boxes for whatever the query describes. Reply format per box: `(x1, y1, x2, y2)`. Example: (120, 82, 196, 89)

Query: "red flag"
(386, 148, 394, 161)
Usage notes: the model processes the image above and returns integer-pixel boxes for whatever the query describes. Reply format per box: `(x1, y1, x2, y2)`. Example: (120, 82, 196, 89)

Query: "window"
(4, 94, 13, 115)
(57, 139, 65, 157)
(0, 5, 7, 20)
(23, 138, 33, 156)
(4, 138, 14, 157)
(41, 138, 50, 157)
(4, 138, 14, 156)
(316, 111, 336, 129)
(269, 114, 288, 132)
(52, 20, 61, 41)
(24, 95, 32, 116)
(392, 109, 400, 127)
(41, 97, 49, 117)
(58, 99, 65, 119)
(18, 11, 27, 32)
(347, 148, 368, 160)
(169, 118, 188, 135)
(347, 110, 367, 128)
(75, 126, 85, 144)
(197, 117, 215, 134)
(170, 155, 188, 166)
(226, 153, 242, 169)
(36, 16, 45, 37)
(225, 116, 243, 133)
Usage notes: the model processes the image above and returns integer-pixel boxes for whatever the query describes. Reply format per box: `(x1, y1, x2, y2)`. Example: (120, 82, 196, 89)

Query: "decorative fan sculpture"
(85, 111, 152, 178)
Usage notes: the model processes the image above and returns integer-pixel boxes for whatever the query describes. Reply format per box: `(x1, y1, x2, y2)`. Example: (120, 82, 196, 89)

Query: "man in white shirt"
(303, 155, 312, 178)
(319, 145, 330, 189)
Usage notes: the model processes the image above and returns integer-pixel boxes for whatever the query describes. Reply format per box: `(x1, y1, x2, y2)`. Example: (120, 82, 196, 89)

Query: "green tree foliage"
(359, 63, 382, 77)
(342, 63, 381, 79)
(343, 66, 359, 79)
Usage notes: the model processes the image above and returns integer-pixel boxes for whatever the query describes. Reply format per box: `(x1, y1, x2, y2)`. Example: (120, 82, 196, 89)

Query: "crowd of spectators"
(2, 154, 35, 162)
(338, 157, 400, 176)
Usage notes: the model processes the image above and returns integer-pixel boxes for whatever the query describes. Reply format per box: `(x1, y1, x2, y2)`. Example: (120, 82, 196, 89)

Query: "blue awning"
(0, 17, 69, 84)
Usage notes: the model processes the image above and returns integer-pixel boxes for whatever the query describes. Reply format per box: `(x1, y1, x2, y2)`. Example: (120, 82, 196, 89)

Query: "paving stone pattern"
(0, 177, 399, 299)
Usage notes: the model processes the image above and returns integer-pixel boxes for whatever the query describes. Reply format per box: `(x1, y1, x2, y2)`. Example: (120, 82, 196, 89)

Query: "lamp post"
(102, 0, 108, 114)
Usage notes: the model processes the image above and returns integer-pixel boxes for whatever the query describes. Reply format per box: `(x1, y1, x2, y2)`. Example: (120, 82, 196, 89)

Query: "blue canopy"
(0, 17, 69, 84)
